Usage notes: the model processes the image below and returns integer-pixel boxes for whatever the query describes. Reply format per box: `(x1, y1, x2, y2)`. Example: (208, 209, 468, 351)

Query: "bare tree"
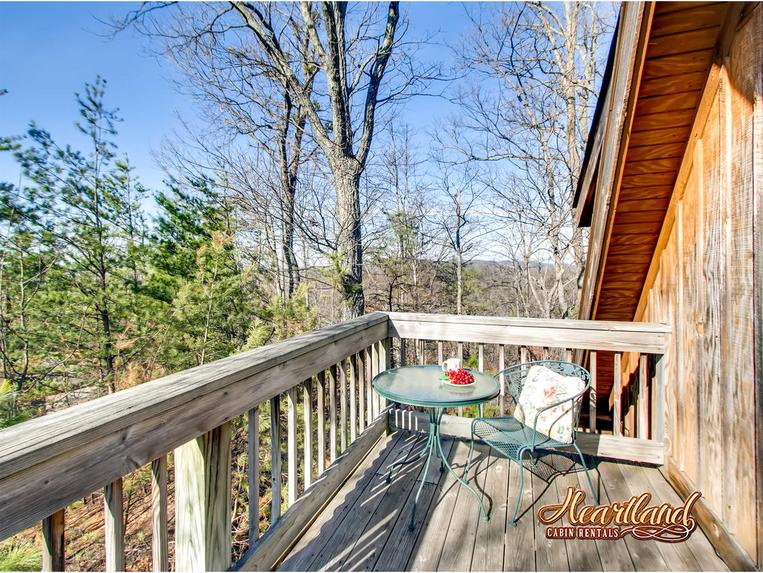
(448, 2, 612, 318)
(432, 157, 488, 315)
(124, 1, 438, 318)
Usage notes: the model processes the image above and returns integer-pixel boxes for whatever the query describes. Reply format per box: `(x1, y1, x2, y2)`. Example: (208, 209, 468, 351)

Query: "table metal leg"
(405, 409, 489, 531)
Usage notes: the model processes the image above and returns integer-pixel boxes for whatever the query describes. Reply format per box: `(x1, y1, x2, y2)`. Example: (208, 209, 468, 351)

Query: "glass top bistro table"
(372, 364, 500, 530)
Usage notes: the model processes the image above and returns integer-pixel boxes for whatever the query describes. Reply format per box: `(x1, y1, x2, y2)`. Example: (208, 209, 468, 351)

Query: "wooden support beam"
(302, 382, 312, 491)
(316, 373, 326, 475)
(270, 397, 282, 522)
(175, 423, 232, 572)
(151, 455, 169, 572)
(41, 509, 65, 572)
(247, 406, 260, 545)
(104, 478, 124, 572)
(286, 388, 298, 507)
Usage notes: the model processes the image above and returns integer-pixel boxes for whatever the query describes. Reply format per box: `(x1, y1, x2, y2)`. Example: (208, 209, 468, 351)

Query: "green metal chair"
(464, 360, 599, 526)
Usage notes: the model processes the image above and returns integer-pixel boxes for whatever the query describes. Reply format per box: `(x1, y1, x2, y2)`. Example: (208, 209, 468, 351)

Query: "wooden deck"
(279, 431, 728, 572)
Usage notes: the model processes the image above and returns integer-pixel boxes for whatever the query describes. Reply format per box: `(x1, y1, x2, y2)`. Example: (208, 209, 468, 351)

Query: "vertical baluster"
(437, 340, 443, 364)
(104, 478, 125, 572)
(287, 387, 298, 506)
(638, 354, 649, 439)
(316, 372, 326, 474)
(270, 396, 282, 521)
(565, 348, 573, 363)
(478, 344, 484, 372)
(364, 347, 373, 423)
(329, 366, 338, 462)
(499, 345, 506, 415)
(357, 353, 365, 432)
(400, 338, 407, 366)
(520, 345, 529, 364)
(349, 357, 357, 443)
(589, 351, 598, 432)
(151, 455, 169, 572)
(457, 342, 464, 416)
(42, 510, 65, 572)
(380, 338, 391, 410)
(339, 360, 348, 451)
(247, 406, 260, 545)
(613, 352, 622, 437)
(303, 381, 313, 490)
(371, 343, 380, 418)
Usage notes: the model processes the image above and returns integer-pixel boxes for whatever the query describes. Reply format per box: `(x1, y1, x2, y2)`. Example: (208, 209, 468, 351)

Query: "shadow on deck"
(278, 431, 727, 572)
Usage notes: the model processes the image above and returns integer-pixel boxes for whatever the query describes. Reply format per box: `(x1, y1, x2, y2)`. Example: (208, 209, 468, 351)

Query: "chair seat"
(472, 416, 573, 461)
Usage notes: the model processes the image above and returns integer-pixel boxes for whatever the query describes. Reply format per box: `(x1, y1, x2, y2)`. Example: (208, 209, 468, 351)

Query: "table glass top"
(372, 365, 500, 408)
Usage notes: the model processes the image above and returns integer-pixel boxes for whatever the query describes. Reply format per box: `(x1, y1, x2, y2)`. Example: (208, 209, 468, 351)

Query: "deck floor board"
(278, 432, 728, 572)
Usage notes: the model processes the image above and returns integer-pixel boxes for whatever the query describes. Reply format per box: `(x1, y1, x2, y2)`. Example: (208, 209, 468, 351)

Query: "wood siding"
(637, 5, 761, 563)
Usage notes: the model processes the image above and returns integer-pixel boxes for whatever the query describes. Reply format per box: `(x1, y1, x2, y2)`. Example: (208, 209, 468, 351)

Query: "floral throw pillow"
(514, 365, 585, 444)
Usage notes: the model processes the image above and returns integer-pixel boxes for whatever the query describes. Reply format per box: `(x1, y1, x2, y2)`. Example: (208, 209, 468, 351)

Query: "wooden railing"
(387, 312, 671, 464)
(0, 311, 670, 572)
(0, 312, 391, 572)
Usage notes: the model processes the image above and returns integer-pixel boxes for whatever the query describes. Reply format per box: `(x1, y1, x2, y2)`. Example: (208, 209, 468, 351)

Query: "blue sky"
(0, 2, 471, 193)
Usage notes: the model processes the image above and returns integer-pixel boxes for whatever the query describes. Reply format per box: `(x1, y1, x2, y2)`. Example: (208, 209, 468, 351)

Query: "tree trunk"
(333, 163, 365, 319)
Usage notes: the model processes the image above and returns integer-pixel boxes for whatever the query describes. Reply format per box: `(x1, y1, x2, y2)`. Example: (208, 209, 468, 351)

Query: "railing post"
(104, 478, 124, 572)
(175, 423, 232, 572)
(151, 455, 169, 572)
(42, 509, 65, 572)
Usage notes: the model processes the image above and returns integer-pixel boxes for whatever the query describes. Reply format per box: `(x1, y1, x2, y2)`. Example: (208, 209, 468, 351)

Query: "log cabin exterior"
(575, 2, 763, 570)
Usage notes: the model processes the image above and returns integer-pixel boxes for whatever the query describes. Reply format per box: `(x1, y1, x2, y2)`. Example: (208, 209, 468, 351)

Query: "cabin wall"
(638, 5, 761, 564)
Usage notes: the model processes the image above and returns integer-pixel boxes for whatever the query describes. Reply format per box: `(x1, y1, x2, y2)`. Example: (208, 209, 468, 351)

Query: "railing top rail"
(0, 311, 388, 483)
(387, 312, 671, 354)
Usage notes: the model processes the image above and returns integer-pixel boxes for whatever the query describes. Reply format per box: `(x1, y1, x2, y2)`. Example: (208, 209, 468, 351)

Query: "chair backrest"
(498, 360, 591, 433)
